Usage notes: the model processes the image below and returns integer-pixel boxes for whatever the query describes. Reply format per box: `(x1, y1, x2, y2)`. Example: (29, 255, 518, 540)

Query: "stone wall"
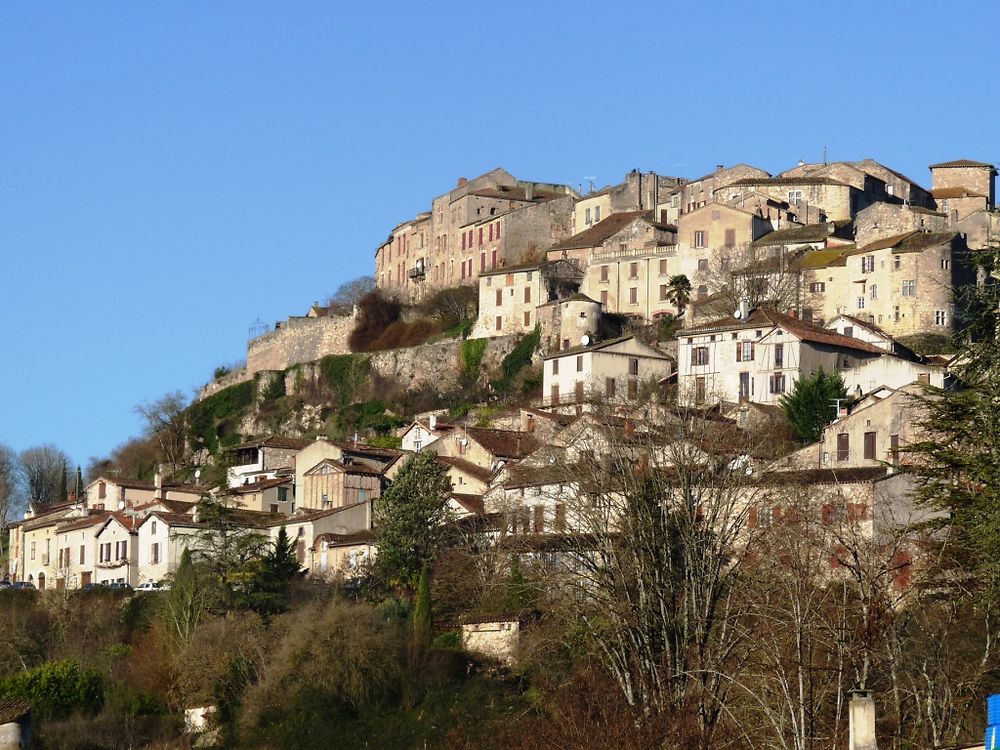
(199, 366, 253, 400)
(247, 313, 355, 375)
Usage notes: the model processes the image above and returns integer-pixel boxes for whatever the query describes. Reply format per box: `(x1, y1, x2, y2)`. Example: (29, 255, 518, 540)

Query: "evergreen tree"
(246, 527, 301, 615)
(779, 367, 847, 442)
(412, 565, 432, 648)
(374, 450, 452, 592)
(75, 466, 84, 500)
(59, 461, 68, 503)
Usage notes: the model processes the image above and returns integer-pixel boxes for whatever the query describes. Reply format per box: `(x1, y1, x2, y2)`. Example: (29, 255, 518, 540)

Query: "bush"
(349, 291, 402, 352)
(460, 338, 488, 379)
(368, 435, 403, 449)
(319, 354, 371, 410)
(260, 373, 286, 402)
(0, 659, 104, 719)
(493, 327, 541, 392)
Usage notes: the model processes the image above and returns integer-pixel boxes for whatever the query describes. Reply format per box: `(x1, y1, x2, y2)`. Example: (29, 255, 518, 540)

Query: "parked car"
(136, 581, 163, 592)
(0, 580, 11, 590)
(12, 581, 36, 590)
(105, 582, 133, 592)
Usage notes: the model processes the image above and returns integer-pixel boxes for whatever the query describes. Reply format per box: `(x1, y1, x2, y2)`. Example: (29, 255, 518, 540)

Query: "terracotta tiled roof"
(231, 435, 312, 451)
(549, 210, 648, 251)
(314, 530, 376, 547)
(56, 512, 111, 533)
(929, 159, 996, 170)
(727, 176, 854, 188)
(687, 308, 884, 355)
(536, 292, 601, 308)
(503, 464, 574, 489)
(231, 477, 292, 493)
(464, 427, 538, 460)
(759, 467, 890, 485)
(450, 493, 485, 515)
(133, 499, 197, 515)
(304, 458, 384, 476)
(436, 456, 495, 483)
(753, 223, 833, 247)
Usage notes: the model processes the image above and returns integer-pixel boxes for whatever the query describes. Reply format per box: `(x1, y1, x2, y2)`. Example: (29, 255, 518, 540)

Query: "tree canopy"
(779, 367, 847, 442)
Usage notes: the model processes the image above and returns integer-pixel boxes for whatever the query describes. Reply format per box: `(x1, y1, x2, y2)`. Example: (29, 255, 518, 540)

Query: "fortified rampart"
(247, 314, 355, 374)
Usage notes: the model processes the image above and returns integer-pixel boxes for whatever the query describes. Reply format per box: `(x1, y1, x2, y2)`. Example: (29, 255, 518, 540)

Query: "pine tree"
(779, 367, 847, 442)
(246, 527, 301, 614)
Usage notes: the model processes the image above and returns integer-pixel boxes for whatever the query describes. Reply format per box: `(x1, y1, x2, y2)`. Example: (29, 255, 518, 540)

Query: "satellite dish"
(117, 500, 126, 511)
(733, 308, 743, 319)
(581, 334, 591, 347)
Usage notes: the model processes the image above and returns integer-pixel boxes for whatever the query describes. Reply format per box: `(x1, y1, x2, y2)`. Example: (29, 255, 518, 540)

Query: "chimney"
(524, 184, 534, 201)
(457, 177, 468, 187)
(154, 465, 163, 500)
(429, 414, 437, 431)
(848, 690, 877, 750)
(716, 164, 724, 173)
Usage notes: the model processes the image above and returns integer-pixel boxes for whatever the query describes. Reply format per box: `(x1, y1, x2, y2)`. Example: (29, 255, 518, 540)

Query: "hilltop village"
(8, 155, 999, 591)
(3, 155, 1000, 748)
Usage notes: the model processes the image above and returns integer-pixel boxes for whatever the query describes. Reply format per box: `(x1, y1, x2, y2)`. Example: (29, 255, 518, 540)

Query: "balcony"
(408, 260, 427, 280)
(590, 244, 678, 262)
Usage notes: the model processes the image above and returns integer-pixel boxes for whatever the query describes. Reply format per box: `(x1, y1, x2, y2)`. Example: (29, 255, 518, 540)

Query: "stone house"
(0, 698, 31, 750)
(929, 159, 996, 223)
(293, 439, 403, 507)
(854, 202, 947, 247)
(536, 293, 603, 353)
(678, 163, 771, 215)
(542, 335, 673, 409)
(228, 477, 293, 515)
(227, 436, 310, 488)
(399, 416, 455, 453)
(720, 175, 868, 222)
(52, 512, 110, 589)
(436, 456, 494, 497)
(572, 170, 684, 232)
(377, 168, 579, 301)
(299, 458, 382, 512)
(835, 231, 971, 337)
(469, 259, 582, 339)
(9, 501, 89, 588)
(311, 531, 377, 579)
(84, 475, 202, 511)
(675, 203, 774, 300)
(433, 427, 538, 475)
(93, 513, 141, 586)
(134, 511, 203, 585)
(780, 384, 925, 471)
(268, 502, 373, 571)
(677, 308, 884, 407)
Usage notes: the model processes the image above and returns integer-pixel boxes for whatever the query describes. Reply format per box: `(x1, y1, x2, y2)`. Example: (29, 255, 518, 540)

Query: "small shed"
(0, 698, 31, 750)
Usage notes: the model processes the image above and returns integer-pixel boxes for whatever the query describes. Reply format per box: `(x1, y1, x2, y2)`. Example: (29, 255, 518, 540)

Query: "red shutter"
(747, 507, 757, 528)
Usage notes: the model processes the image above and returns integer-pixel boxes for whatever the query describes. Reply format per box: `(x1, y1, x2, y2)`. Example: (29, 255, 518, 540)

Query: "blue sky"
(1, 1, 997, 468)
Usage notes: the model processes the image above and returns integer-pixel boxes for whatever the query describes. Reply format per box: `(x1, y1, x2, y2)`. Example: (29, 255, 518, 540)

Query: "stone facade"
(853, 203, 947, 247)
(246, 313, 355, 375)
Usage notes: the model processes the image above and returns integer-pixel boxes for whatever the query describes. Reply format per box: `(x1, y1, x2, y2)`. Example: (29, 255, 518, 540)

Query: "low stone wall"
(199, 367, 253, 400)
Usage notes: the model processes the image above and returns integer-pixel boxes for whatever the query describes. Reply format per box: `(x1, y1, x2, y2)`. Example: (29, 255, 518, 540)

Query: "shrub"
(460, 338, 488, 379)
(501, 326, 541, 381)
(0, 659, 104, 719)
(260, 373, 286, 402)
(319, 354, 371, 410)
(368, 435, 403, 449)
(187, 380, 255, 454)
(349, 291, 402, 352)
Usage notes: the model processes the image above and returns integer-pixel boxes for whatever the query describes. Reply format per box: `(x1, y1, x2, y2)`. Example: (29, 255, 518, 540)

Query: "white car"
(136, 581, 168, 592)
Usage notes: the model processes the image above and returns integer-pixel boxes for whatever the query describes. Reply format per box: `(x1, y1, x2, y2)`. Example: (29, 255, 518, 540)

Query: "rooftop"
(549, 211, 649, 251)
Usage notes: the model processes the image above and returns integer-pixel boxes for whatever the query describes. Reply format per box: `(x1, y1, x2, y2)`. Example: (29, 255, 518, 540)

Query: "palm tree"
(666, 274, 692, 317)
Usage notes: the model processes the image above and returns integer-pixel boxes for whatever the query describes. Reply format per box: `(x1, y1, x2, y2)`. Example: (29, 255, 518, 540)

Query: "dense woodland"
(2, 265, 1000, 750)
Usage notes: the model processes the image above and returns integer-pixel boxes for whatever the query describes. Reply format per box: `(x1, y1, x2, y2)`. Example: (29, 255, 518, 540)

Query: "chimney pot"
(457, 177, 468, 187)
(525, 184, 534, 201)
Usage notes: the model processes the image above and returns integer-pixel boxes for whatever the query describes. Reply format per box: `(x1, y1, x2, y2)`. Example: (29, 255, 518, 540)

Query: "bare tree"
(0, 444, 23, 531)
(18, 444, 70, 510)
(325, 275, 376, 314)
(135, 391, 190, 477)
(703, 243, 804, 314)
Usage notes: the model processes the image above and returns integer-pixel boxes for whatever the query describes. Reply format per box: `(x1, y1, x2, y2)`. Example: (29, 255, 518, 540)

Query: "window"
(495, 222, 501, 239)
(628, 357, 639, 376)
(495, 316, 502, 331)
(550, 384, 559, 405)
(79, 545, 85, 564)
(844, 326, 854, 338)
(864, 431, 877, 460)
(941, 258, 951, 270)
(552, 359, 559, 375)
(495, 289, 503, 306)
(736, 341, 754, 362)
(576, 355, 583, 372)
(691, 347, 709, 366)
(857, 297, 865, 310)
(629, 262, 638, 279)
(694, 230, 707, 248)
(600, 290, 608, 306)
(524, 286, 531, 303)
(861, 255, 875, 273)
(151, 543, 160, 565)
(932, 309, 947, 326)
(774, 343, 784, 368)
(810, 282, 826, 293)
(697, 258, 709, 271)
(697, 285, 708, 299)
(585, 207, 592, 224)
(837, 433, 850, 461)
(894, 306, 901, 322)
(523, 311, 531, 326)
(870, 284, 878, 300)
(555, 503, 566, 531)
(594, 206, 601, 222)
(600, 265, 609, 282)
(30, 541, 36, 560)
(358, 488, 368, 503)
(659, 284, 668, 301)
(151, 520, 157, 534)
(695, 376, 706, 404)
(901, 280, 916, 296)
(629, 287, 638, 305)
(724, 228, 736, 247)
(478, 228, 483, 245)
(278, 486, 288, 503)
(606, 378, 616, 397)
(659, 259, 667, 276)
(739, 372, 751, 399)
(788, 189, 803, 204)
(893, 256, 901, 270)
